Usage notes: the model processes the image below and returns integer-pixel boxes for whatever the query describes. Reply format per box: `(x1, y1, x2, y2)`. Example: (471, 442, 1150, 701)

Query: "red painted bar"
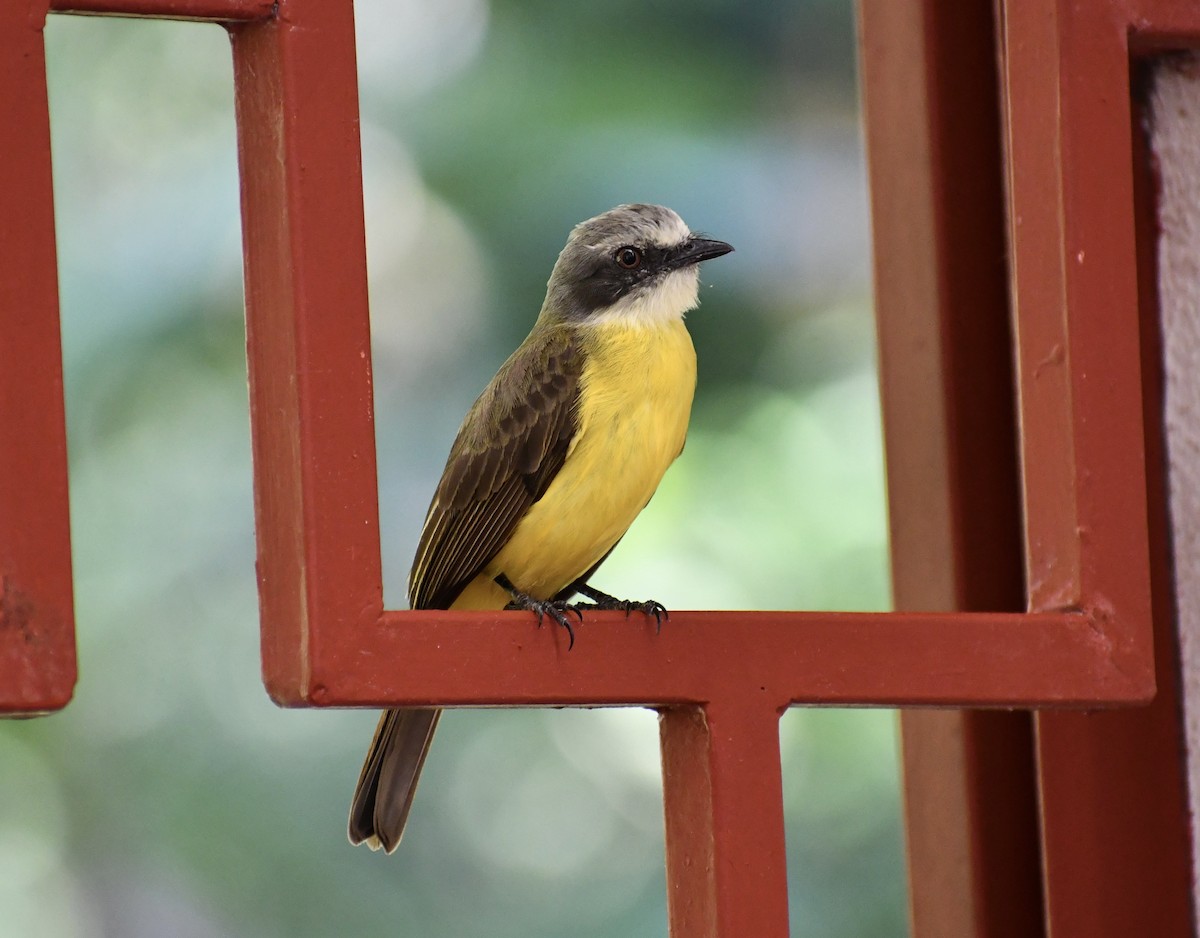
(0, 0, 77, 713)
(267, 609, 1146, 709)
(1003, 0, 1197, 934)
(661, 703, 790, 938)
(226, 0, 383, 704)
(858, 2, 1046, 934)
(1004, 0, 1153, 679)
(660, 707, 719, 935)
(50, 0, 271, 21)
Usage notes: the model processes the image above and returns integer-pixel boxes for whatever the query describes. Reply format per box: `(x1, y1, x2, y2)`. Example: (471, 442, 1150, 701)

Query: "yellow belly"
(451, 318, 696, 609)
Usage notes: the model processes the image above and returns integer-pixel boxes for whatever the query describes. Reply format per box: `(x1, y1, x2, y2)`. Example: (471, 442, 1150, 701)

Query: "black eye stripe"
(614, 244, 674, 270)
(643, 245, 669, 269)
(564, 241, 683, 317)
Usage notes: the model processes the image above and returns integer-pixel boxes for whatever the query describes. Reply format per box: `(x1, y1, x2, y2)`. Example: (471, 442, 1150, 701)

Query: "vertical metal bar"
(661, 707, 720, 937)
(898, 713, 1043, 937)
(226, 0, 383, 704)
(858, 1, 1044, 934)
(1030, 37, 1193, 937)
(1000, 0, 1154, 665)
(998, 1, 1193, 933)
(660, 701, 790, 938)
(0, 0, 77, 712)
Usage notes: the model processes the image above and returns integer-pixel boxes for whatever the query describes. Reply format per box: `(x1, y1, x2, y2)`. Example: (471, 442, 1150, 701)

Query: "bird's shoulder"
(437, 324, 584, 507)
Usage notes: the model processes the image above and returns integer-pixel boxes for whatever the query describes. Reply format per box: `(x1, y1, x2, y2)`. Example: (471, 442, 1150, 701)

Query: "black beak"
(672, 237, 734, 268)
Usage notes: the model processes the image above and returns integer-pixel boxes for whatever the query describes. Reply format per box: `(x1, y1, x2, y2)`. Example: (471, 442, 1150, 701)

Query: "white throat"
(586, 267, 701, 328)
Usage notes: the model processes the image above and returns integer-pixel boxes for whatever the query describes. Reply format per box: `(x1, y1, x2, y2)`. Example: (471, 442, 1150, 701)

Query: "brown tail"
(348, 707, 442, 852)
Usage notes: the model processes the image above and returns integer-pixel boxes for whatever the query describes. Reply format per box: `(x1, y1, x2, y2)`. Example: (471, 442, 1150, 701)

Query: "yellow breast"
(451, 318, 696, 608)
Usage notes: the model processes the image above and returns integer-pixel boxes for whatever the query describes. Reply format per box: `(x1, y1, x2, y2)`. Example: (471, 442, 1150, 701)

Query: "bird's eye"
(615, 246, 643, 269)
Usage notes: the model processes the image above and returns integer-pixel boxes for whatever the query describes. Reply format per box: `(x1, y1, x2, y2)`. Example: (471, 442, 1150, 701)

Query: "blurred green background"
(3, 1, 906, 935)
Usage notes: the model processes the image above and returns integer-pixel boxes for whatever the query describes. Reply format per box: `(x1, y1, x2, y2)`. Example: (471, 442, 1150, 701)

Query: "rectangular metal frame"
(3, 0, 1194, 934)
(1002, 2, 1198, 934)
(863, 1, 1198, 934)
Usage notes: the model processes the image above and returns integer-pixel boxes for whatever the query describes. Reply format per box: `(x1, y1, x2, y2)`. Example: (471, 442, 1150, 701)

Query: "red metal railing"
(1000, 3, 1197, 934)
(863, 1, 1198, 934)
(3, 0, 1195, 934)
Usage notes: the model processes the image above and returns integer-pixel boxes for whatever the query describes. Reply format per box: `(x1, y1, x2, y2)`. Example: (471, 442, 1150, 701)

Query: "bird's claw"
(533, 600, 581, 649)
(499, 576, 584, 650)
(579, 596, 669, 633)
(497, 575, 668, 647)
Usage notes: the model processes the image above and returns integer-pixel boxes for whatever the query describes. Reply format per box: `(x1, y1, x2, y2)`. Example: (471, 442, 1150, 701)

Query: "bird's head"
(542, 204, 733, 327)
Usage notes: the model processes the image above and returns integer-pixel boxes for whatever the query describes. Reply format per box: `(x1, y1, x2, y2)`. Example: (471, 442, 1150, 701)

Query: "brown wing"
(408, 324, 583, 610)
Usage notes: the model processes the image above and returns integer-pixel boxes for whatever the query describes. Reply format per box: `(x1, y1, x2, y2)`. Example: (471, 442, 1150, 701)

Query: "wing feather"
(408, 325, 583, 610)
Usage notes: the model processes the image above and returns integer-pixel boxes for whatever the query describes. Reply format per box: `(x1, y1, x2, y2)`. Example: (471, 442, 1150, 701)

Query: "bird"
(348, 203, 733, 852)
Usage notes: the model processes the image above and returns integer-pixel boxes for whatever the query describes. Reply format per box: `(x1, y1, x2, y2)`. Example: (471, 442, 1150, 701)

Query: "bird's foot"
(495, 574, 583, 650)
(573, 583, 669, 632)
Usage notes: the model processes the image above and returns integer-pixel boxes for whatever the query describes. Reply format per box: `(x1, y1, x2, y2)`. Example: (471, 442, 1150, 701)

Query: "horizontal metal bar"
(280, 609, 1154, 709)
(48, 0, 272, 22)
